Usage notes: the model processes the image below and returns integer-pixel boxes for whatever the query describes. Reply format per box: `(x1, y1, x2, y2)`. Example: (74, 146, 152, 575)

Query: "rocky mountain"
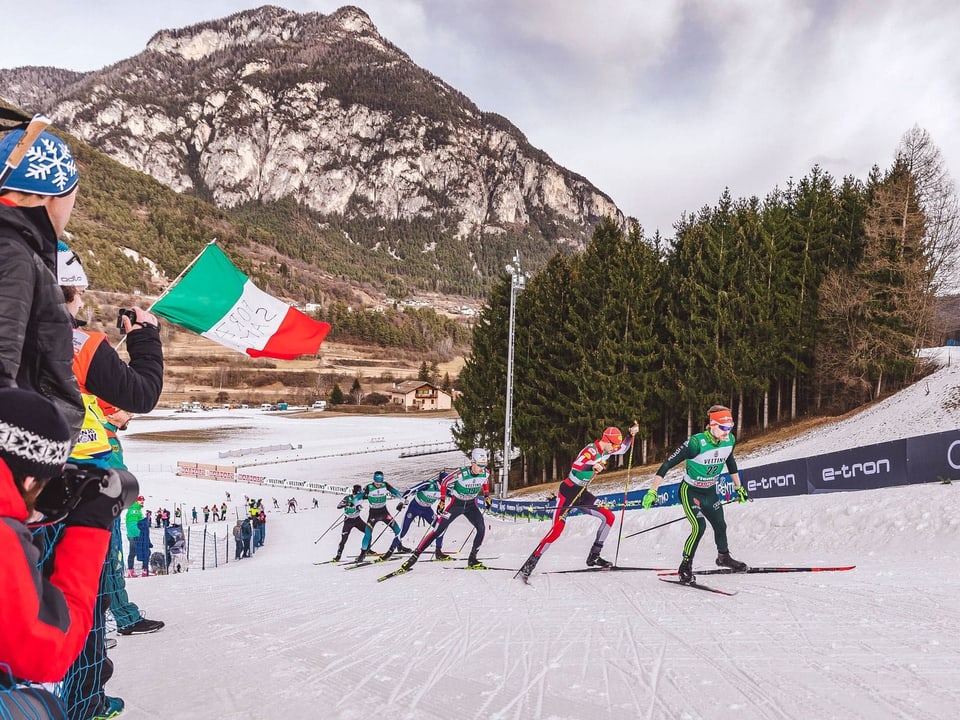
(0, 5, 623, 296)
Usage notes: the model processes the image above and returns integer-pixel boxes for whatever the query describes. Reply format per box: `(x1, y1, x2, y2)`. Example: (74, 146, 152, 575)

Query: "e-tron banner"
(805, 439, 907, 493)
(741, 459, 808, 499)
(905, 430, 960, 484)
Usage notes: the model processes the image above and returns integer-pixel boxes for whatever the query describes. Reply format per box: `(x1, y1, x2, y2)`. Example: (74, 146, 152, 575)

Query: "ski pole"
(624, 499, 736, 539)
(0, 114, 51, 190)
(313, 516, 343, 544)
(613, 423, 637, 566)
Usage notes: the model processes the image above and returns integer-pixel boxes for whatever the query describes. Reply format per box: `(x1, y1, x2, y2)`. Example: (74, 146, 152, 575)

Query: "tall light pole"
(502, 251, 526, 499)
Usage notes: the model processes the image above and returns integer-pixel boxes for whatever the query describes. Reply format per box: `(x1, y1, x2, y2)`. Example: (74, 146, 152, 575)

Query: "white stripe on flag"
(200, 280, 290, 354)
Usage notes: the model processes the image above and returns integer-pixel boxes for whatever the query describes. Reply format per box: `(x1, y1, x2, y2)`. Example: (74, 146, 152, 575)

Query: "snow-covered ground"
(105, 355, 960, 720)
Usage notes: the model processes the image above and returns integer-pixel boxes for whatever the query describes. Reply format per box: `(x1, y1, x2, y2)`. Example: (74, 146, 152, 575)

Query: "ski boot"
(379, 549, 394, 561)
(716, 551, 747, 572)
(332, 553, 341, 563)
(519, 554, 540, 581)
(434, 550, 455, 561)
(678, 557, 694, 583)
(355, 549, 367, 563)
(394, 543, 412, 554)
(586, 551, 613, 568)
(400, 552, 420, 572)
(466, 552, 487, 569)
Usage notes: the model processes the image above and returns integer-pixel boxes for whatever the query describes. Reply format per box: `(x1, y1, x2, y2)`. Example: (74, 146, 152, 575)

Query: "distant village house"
(389, 381, 453, 410)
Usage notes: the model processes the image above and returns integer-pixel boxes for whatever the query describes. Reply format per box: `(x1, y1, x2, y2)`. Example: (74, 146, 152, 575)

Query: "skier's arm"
(726, 448, 742, 489)
(386, 482, 402, 498)
(649, 437, 699, 493)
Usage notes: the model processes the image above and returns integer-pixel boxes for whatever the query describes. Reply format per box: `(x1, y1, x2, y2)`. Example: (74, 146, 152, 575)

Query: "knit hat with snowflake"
(0, 388, 72, 479)
(0, 128, 79, 197)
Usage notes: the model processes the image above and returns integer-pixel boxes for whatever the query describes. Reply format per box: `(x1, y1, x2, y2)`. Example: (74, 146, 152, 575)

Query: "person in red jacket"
(0, 388, 121, 720)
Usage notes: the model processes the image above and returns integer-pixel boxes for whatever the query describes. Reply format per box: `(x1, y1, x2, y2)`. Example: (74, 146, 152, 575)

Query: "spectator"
(191, 506, 198, 523)
(240, 517, 253, 558)
(58, 262, 164, 720)
(0, 388, 117, 720)
(0, 123, 84, 435)
(233, 520, 243, 560)
(125, 497, 145, 577)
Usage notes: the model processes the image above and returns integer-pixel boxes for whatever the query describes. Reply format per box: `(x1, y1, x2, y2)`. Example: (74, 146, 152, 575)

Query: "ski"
(658, 577, 737, 596)
(346, 556, 402, 570)
(313, 559, 341, 566)
(377, 564, 414, 582)
(658, 565, 856, 577)
(442, 565, 515, 571)
(425, 555, 499, 563)
(547, 565, 672, 575)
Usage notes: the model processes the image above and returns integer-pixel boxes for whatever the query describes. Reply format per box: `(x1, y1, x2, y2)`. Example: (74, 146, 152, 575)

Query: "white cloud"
(4, 0, 959, 236)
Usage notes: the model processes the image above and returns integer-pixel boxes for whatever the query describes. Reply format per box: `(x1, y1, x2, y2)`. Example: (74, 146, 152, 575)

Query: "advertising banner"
(905, 430, 960, 484)
(806, 439, 907, 493)
(741, 459, 808, 499)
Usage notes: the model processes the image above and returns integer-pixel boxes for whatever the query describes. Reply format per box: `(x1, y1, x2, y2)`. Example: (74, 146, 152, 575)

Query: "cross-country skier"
(397, 472, 446, 558)
(355, 471, 407, 562)
(642, 405, 750, 583)
(332, 484, 367, 562)
(519, 425, 637, 580)
(399, 449, 491, 571)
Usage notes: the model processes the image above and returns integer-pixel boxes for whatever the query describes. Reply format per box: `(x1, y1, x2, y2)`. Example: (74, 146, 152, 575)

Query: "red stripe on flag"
(247, 308, 330, 359)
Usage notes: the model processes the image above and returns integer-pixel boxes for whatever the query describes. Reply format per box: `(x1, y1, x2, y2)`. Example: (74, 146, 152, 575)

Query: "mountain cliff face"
(0, 5, 621, 254)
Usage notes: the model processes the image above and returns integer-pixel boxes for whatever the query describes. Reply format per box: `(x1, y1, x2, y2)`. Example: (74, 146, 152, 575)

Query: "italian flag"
(153, 243, 330, 359)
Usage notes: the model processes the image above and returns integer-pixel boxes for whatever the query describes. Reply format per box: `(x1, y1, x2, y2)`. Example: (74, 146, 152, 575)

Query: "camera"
(34, 464, 140, 523)
(116, 308, 137, 334)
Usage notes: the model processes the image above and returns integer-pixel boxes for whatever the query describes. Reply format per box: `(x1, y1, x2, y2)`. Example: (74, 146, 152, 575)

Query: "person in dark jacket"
(0, 388, 120, 720)
(240, 517, 253, 558)
(56, 260, 164, 719)
(0, 124, 84, 437)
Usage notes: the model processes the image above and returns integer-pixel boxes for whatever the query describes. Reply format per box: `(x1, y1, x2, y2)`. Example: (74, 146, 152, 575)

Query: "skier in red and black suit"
(520, 424, 638, 579)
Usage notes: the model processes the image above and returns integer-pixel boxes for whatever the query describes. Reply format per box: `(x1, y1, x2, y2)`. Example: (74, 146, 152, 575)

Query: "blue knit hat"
(0, 128, 79, 196)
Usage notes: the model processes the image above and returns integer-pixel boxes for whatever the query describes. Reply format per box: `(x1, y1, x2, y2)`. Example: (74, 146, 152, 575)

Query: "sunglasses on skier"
(713, 423, 734, 432)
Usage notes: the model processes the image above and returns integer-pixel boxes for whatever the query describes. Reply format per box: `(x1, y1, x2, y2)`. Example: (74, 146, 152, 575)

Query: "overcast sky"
(4, 0, 959, 236)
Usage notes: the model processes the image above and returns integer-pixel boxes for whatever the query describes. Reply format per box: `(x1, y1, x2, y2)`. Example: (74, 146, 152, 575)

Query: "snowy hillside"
(104, 354, 960, 720)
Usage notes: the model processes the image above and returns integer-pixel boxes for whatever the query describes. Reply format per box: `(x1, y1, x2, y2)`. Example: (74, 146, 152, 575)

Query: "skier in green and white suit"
(642, 405, 750, 583)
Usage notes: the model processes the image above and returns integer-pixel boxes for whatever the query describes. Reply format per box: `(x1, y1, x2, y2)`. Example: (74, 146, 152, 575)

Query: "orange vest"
(69, 329, 112, 463)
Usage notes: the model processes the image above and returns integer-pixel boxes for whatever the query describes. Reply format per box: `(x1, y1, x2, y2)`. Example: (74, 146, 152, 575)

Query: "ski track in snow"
(98, 355, 960, 719)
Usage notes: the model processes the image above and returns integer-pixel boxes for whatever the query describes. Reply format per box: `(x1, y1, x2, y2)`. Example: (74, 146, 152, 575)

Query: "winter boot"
(678, 557, 694, 583)
(586, 551, 613, 568)
(466, 552, 487, 569)
(519, 554, 540, 580)
(716, 551, 747, 572)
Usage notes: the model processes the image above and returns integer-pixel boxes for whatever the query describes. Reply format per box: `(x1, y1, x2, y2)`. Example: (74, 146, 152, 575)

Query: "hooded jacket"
(0, 202, 83, 437)
(0, 459, 109, 682)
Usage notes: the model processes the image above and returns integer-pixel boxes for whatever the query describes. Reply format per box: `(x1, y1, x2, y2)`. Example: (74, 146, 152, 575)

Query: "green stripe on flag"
(153, 244, 247, 333)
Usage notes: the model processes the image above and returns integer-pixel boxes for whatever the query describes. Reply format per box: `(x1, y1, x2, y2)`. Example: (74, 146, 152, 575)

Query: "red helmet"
(601, 426, 623, 446)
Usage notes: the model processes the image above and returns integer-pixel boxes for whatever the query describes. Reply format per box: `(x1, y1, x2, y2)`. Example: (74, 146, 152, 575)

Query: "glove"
(436, 499, 445, 515)
(484, 495, 492, 509)
(397, 502, 405, 511)
(736, 485, 749, 503)
(641, 489, 657, 509)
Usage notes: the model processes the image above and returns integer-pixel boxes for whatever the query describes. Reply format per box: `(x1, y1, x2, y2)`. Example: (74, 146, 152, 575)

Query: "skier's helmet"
(352, 484, 362, 494)
(471, 448, 489, 466)
(373, 470, 385, 483)
(601, 426, 623, 447)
